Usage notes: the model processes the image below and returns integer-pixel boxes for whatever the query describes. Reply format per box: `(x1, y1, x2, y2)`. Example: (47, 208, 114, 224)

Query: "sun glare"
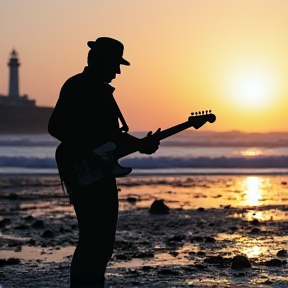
(239, 77, 265, 100)
(225, 64, 279, 111)
(232, 72, 273, 109)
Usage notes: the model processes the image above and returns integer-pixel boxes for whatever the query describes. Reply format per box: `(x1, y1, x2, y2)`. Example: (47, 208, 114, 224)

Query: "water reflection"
(245, 176, 262, 206)
(243, 176, 263, 206)
(241, 148, 263, 157)
(241, 245, 266, 258)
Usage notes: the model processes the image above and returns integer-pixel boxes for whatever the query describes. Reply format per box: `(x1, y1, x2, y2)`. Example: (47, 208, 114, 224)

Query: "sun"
(226, 66, 279, 110)
(238, 77, 266, 101)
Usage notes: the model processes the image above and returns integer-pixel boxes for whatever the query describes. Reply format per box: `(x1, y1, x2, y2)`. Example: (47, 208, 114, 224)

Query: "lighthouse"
(0, 49, 35, 106)
(8, 49, 20, 98)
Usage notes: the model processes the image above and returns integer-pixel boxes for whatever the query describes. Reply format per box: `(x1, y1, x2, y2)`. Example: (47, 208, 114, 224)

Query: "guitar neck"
(154, 121, 193, 141)
(113, 120, 193, 159)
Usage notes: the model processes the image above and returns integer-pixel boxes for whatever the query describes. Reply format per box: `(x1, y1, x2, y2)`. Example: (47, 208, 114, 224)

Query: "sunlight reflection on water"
(245, 176, 262, 206)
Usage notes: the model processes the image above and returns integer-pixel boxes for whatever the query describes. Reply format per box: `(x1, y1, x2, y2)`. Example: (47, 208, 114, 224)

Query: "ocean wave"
(0, 135, 59, 146)
(1, 131, 288, 147)
(1, 155, 288, 169)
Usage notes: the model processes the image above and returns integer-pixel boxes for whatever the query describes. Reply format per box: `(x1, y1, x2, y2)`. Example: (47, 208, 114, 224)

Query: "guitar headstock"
(188, 110, 216, 129)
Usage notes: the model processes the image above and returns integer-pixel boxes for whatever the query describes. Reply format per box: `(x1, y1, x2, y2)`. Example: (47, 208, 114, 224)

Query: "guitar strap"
(108, 84, 129, 132)
(112, 95, 129, 133)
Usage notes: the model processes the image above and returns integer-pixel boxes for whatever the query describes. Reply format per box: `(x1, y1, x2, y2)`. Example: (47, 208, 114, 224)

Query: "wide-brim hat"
(87, 37, 130, 66)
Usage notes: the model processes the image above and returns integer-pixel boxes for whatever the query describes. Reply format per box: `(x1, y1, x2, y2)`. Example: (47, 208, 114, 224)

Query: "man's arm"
(117, 130, 160, 155)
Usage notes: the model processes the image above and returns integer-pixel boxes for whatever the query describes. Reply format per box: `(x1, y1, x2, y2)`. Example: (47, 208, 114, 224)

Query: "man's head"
(87, 37, 130, 83)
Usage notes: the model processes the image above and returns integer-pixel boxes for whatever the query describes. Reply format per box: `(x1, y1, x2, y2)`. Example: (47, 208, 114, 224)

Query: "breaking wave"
(1, 155, 288, 169)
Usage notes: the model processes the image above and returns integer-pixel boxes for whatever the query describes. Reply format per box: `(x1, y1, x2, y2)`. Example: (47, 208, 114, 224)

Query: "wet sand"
(0, 174, 288, 287)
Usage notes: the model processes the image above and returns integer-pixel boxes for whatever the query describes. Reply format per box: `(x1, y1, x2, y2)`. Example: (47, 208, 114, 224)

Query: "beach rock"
(15, 246, 22, 252)
(142, 265, 152, 271)
(149, 199, 170, 214)
(195, 264, 207, 270)
(14, 224, 29, 230)
(158, 268, 179, 275)
(167, 234, 186, 242)
(27, 239, 36, 245)
(204, 255, 231, 267)
(231, 255, 252, 269)
(251, 227, 260, 233)
(114, 240, 135, 249)
(265, 259, 285, 266)
(31, 219, 45, 228)
(133, 252, 154, 258)
(169, 251, 178, 257)
(0, 218, 11, 228)
(8, 193, 18, 200)
(41, 229, 54, 238)
(181, 265, 195, 272)
(233, 272, 246, 277)
(205, 236, 216, 243)
(250, 219, 259, 225)
(277, 249, 287, 257)
(0, 257, 20, 267)
(191, 236, 204, 242)
(115, 254, 129, 260)
(126, 197, 137, 203)
(23, 215, 34, 221)
(8, 241, 21, 247)
(166, 240, 183, 248)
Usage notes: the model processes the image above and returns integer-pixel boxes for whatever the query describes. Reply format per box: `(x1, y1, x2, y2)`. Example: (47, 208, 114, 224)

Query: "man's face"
(101, 61, 121, 83)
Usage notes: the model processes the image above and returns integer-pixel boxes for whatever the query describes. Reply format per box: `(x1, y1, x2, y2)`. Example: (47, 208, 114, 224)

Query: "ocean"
(0, 130, 288, 176)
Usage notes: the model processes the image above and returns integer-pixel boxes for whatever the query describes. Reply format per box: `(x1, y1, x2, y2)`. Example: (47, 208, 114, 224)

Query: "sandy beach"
(1, 174, 288, 288)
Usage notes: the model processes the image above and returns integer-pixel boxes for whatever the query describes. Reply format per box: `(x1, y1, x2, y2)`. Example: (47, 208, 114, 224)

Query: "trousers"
(69, 174, 119, 288)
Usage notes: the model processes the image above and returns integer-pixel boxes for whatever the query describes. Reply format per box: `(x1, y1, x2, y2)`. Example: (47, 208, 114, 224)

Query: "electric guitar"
(55, 110, 216, 188)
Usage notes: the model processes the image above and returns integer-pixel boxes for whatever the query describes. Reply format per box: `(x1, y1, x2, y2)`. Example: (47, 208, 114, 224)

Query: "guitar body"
(55, 142, 132, 189)
(55, 111, 216, 189)
(92, 142, 133, 178)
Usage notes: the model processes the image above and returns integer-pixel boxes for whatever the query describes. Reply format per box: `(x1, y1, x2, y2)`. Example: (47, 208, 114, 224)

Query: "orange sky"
(0, 0, 287, 132)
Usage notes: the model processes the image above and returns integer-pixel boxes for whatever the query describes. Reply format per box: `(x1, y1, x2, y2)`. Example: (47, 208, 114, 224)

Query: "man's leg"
(70, 176, 118, 288)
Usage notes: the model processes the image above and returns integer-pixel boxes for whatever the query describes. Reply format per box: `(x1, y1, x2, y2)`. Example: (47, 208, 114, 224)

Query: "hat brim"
(120, 58, 130, 66)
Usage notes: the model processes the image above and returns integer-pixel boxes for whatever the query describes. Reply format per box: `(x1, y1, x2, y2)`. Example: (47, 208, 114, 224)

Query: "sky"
(0, 0, 287, 133)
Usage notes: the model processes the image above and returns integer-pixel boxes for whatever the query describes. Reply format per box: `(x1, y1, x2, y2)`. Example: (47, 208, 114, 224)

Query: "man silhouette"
(48, 37, 159, 288)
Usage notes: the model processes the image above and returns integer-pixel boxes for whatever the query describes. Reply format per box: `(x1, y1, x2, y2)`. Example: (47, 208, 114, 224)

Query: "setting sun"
(227, 66, 279, 111)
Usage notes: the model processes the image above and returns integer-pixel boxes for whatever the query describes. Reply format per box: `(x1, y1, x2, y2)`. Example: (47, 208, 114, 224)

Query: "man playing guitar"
(48, 37, 159, 288)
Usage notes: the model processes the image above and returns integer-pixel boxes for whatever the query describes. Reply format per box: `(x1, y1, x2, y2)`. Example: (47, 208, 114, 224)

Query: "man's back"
(48, 67, 121, 150)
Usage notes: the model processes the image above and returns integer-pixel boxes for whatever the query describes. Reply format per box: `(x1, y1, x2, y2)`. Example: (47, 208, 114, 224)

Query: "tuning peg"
(195, 112, 198, 115)
(209, 110, 211, 113)
(191, 112, 194, 115)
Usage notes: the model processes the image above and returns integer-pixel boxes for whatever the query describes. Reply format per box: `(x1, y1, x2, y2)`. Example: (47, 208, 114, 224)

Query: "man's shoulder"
(62, 72, 85, 89)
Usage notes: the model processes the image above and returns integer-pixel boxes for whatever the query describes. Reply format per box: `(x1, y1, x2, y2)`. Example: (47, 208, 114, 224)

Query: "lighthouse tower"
(8, 49, 20, 99)
(0, 49, 35, 106)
